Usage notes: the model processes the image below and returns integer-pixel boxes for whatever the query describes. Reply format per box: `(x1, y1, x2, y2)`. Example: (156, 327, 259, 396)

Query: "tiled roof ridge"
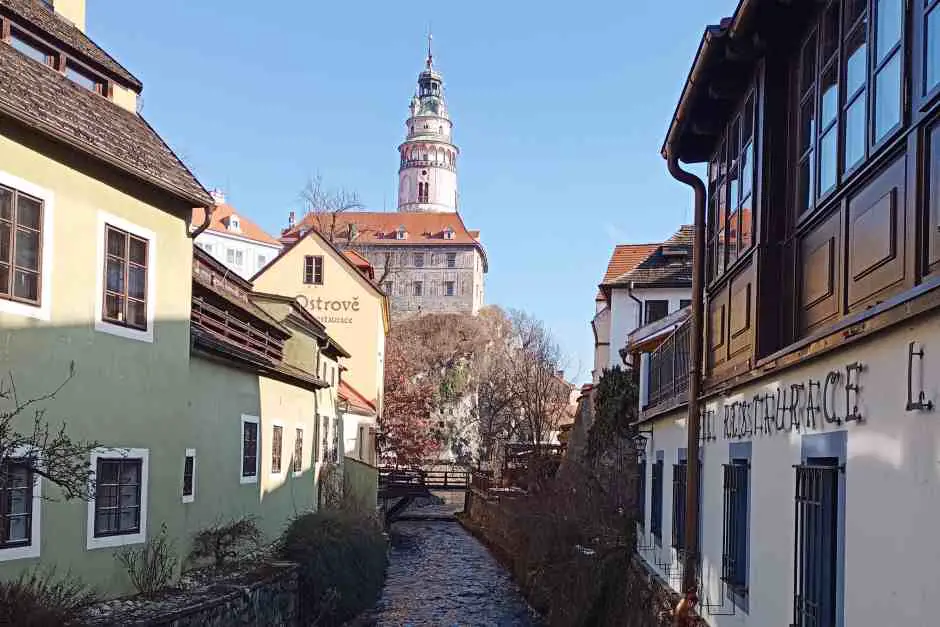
(1, 0, 141, 89)
(192, 203, 281, 246)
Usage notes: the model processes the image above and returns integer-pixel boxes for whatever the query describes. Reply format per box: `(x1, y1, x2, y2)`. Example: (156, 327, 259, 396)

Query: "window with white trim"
(182, 448, 195, 503)
(86, 448, 149, 550)
(0, 458, 38, 558)
(240, 415, 259, 483)
(95, 212, 156, 342)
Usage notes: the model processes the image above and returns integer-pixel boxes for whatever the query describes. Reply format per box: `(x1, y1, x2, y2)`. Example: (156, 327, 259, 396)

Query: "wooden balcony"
(191, 295, 284, 364)
(644, 319, 690, 415)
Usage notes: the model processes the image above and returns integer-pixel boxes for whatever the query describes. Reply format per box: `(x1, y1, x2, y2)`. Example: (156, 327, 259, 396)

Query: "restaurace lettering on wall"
(295, 295, 360, 324)
(700, 362, 865, 442)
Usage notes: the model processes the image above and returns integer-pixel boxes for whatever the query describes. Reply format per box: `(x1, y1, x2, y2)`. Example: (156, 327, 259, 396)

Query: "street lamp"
(631, 428, 653, 455)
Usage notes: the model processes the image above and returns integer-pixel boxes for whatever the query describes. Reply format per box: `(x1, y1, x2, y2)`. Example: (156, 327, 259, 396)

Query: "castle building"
(282, 39, 487, 318)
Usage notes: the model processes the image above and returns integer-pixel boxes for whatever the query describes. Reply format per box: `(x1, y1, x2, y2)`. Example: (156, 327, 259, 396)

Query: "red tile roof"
(600, 243, 659, 286)
(281, 211, 488, 270)
(343, 250, 375, 280)
(339, 380, 376, 415)
(191, 204, 281, 246)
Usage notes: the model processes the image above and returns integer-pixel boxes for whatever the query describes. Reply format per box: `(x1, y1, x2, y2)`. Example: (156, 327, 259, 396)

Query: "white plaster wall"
(398, 162, 457, 213)
(636, 311, 940, 626)
(194, 231, 281, 280)
(608, 286, 691, 371)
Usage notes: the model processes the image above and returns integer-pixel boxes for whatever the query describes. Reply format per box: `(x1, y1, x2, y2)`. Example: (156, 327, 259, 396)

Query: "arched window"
(418, 182, 429, 203)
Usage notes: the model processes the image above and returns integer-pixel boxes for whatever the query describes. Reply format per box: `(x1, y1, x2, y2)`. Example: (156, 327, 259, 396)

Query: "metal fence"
(645, 320, 691, 411)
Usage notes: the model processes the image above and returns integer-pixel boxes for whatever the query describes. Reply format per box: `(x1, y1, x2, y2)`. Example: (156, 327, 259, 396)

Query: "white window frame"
(0, 447, 42, 562)
(94, 211, 157, 343)
(293, 425, 305, 477)
(0, 170, 55, 321)
(270, 420, 285, 477)
(240, 414, 260, 484)
(86, 447, 149, 550)
(182, 448, 196, 504)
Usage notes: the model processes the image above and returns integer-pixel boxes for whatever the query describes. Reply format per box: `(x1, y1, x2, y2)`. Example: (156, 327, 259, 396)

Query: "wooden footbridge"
(378, 466, 470, 526)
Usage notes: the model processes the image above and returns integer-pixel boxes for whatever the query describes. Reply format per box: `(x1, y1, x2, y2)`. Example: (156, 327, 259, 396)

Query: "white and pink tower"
(397, 37, 459, 213)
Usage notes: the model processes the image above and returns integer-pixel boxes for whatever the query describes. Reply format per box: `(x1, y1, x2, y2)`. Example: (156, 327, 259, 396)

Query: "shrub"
(115, 522, 178, 596)
(189, 516, 262, 569)
(0, 568, 97, 626)
(278, 509, 387, 626)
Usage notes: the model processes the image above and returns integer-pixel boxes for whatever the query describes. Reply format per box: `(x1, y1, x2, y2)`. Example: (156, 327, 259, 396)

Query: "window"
(637, 458, 647, 527)
(182, 449, 195, 503)
(240, 415, 259, 483)
(414, 281, 423, 297)
(321, 415, 330, 462)
(672, 460, 687, 550)
(271, 425, 283, 474)
(65, 61, 106, 95)
(445, 280, 455, 296)
(383, 281, 393, 295)
(708, 88, 756, 281)
(0, 185, 43, 306)
(93, 458, 142, 538)
(644, 300, 669, 324)
(796, 0, 905, 217)
(680, 299, 692, 309)
(414, 252, 425, 267)
(293, 428, 304, 474)
(650, 457, 664, 540)
(331, 366, 335, 387)
(927, 0, 940, 94)
(0, 460, 33, 550)
(793, 458, 842, 627)
(446, 252, 457, 267)
(226, 248, 234, 264)
(257, 255, 267, 268)
(102, 224, 149, 331)
(10, 28, 55, 66)
(303, 255, 324, 285)
(444, 229, 455, 241)
(418, 182, 429, 203)
(722, 445, 751, 607)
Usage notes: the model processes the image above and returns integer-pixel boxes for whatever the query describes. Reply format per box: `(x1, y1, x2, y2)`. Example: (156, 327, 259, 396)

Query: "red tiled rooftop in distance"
(191, 204, 281, 246)
(600, 243, 660, 285)
(339, 380, 376, 414)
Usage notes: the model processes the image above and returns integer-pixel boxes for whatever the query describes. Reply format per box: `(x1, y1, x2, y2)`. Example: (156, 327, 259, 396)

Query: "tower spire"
(426, 29, 433, 69)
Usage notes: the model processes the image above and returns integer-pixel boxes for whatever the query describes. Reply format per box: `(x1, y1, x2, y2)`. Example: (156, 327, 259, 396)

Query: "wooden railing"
(191, 296, 284, 363)
(645, 319, 691, 411)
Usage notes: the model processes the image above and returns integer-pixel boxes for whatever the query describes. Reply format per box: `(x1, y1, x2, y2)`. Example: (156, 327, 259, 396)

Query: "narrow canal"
(363, 519, 543, 626)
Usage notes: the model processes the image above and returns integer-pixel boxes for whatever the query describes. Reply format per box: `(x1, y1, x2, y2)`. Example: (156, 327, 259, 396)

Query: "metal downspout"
(666, 150, 707, 602)
(188, 204, 216, 239)
(626, 281, 643, 371)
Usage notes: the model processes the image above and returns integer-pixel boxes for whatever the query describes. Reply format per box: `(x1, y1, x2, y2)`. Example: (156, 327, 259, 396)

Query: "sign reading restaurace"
(295, 295, 361, 325)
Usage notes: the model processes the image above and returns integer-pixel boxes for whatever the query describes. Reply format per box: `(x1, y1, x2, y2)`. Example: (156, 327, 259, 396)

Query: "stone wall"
(87, 564, 299, 627)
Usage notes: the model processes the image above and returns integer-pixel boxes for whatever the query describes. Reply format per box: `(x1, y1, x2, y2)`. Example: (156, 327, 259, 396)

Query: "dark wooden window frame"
(708, 85, 758, 285)
(0, 184, 44, 306)
(271, 425, 283, 474)
(644, 299, 670, 325)
(793, 0, 907, 227)
(920, 0, 940, 108)
(93, 458, 142, 538)
(303, 255, 323, 285)
(2, 19, 113, 99)
(0, 460, 33, 549)
(241, 419, 259, 479)
(102, 224, 149, 331)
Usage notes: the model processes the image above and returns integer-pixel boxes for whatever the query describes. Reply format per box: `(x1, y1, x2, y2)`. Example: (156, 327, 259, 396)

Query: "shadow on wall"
(0, 318, 323, 596)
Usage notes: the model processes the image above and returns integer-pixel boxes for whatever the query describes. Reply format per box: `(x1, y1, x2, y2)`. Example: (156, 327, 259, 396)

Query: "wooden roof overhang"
(661, 0, 817, 163)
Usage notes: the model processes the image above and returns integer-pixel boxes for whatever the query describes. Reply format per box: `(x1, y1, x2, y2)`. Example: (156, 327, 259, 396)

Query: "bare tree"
(0, 363, 98, 500)
(298, 173, 364, 243)
(508, 310, 570, 451)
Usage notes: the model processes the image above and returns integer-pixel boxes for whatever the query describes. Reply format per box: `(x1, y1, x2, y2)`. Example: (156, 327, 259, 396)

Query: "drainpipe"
(626, 281, 643, 372)
(666, 149, 706, 602)
(188, 204, 216, 240)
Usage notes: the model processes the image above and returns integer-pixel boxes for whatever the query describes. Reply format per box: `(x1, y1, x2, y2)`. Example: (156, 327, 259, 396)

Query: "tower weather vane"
(426, 29, 433, 68)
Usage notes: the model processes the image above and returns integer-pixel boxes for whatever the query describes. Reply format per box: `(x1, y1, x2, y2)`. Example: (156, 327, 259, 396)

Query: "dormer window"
(227, 215, 241, 233)
(396, 226, 407, 240)
(443, 227, 455, 240)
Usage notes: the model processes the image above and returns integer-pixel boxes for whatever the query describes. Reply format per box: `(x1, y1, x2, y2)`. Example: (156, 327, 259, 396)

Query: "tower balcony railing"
(399, 159, 456, 173)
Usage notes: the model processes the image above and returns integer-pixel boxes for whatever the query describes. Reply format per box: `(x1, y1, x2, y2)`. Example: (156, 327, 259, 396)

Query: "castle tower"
(397, 36, 459, 213)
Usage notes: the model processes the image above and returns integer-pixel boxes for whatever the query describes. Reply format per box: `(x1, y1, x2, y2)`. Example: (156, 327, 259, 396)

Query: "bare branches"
(299, 173, 363, 243)
(0, 366, 98, 501)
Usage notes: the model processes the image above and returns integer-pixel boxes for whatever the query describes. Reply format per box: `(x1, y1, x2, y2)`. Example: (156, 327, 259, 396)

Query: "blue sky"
(88, 0, 735, 383)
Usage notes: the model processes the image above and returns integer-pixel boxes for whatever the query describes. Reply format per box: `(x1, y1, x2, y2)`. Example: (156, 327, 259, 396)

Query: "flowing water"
(362, 520, 542, 627)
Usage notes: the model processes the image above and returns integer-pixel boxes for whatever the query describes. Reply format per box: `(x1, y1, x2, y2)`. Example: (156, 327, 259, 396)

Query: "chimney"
(288, 210, 296, 230)
(209, 188, 226, 205)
